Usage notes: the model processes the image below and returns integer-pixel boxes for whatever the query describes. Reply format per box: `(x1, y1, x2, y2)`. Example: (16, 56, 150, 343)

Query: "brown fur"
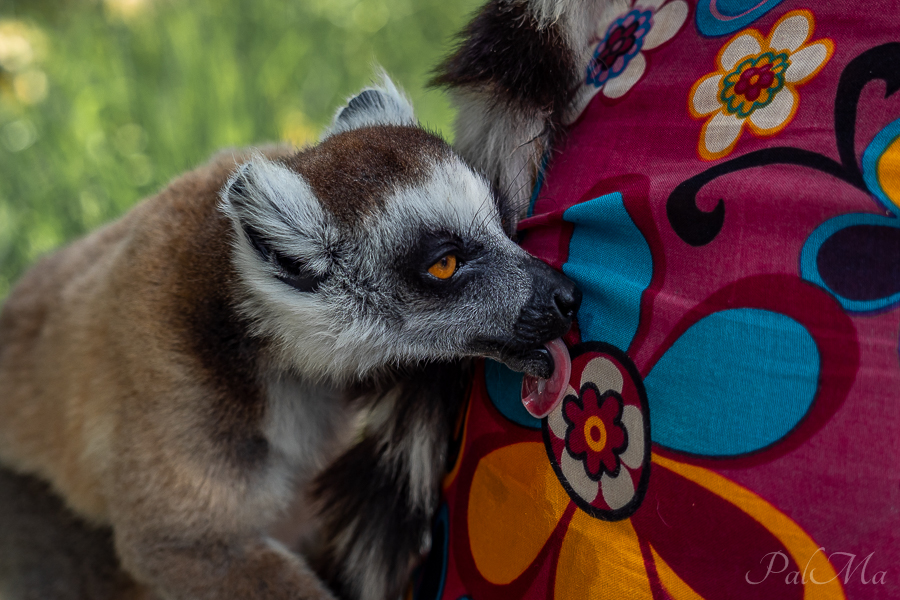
(0, 146, 338, 599)
(284, 126, 451, 224)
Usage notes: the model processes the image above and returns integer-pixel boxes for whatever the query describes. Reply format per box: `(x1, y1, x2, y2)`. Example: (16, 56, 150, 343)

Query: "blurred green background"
(0, 0, 479, 299)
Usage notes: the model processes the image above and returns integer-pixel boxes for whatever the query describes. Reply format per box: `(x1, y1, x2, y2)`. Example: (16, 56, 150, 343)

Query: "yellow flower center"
(584, 416, 607, 452)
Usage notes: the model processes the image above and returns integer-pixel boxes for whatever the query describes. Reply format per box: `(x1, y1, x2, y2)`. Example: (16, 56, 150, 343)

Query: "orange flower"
(464, 425, 846, 598)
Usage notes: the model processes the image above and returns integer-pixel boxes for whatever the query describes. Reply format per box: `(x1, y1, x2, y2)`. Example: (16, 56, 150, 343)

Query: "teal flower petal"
(562, 192, 653, 352)
(645, 308, 820, 456)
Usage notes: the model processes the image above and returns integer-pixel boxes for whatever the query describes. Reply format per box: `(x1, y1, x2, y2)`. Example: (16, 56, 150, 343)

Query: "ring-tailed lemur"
(0, 75, 580, 600)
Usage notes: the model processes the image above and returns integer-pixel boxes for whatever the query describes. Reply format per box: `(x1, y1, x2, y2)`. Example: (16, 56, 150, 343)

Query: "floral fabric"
(416, 1, 900, 599)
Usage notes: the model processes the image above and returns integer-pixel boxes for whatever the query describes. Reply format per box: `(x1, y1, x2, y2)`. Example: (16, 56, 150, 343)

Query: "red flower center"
(734, 63, 775, 102)
(563, 386, 628, 479)
(597, 22, 639, 70)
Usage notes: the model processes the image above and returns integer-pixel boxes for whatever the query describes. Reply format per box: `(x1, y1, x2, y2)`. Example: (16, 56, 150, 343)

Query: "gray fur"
(324, 72, 416, 140)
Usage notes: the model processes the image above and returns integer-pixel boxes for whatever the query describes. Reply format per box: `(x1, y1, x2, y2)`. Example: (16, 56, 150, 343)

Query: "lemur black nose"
(519, 253, 583, 337)
(554, 285, 582, 320)
(534, 258, 581, 323)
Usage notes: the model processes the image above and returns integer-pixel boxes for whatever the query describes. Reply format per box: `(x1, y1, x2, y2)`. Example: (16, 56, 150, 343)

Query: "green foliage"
(0, 0, 478, 298)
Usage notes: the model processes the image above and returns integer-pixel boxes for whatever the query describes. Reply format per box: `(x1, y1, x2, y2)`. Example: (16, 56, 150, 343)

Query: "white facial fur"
(355, 158, 532, 364)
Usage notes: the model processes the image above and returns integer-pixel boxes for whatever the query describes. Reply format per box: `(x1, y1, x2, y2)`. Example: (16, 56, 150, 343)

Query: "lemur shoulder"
(0, 76, 579, 600)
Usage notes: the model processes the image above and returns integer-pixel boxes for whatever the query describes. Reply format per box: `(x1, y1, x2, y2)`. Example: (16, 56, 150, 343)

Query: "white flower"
(570, 0, 688, 121)
(689, 10, 833, 160)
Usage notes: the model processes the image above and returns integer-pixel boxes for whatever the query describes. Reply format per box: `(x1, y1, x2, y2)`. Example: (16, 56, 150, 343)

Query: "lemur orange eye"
(428, 254, 458, 279)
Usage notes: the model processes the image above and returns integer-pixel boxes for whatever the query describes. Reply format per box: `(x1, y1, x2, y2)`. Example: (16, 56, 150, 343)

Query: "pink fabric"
(417, 1, 900, 598)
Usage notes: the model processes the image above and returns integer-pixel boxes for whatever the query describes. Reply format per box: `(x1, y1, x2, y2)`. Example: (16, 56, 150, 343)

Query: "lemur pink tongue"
(521, 338, 571, 419)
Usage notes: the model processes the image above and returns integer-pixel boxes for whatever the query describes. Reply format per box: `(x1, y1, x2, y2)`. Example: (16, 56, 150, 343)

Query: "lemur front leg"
(95, 390, 346, 600)
(115, 530, 336, 600)
(312, 361, 468, 600)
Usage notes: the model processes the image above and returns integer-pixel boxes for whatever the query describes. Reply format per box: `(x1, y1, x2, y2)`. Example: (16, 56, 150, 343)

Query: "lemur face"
(221, 79, 580, 383)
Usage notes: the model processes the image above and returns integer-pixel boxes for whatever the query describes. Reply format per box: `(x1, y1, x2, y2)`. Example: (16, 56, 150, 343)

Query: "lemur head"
(221, 75, 580, 384)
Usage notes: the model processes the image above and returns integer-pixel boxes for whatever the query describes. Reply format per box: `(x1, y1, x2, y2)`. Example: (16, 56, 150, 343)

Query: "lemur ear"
(325, 72, 416, 137)
(221, 155, 333, 291)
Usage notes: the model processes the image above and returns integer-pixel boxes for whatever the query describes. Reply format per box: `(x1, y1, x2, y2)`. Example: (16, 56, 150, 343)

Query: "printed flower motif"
(423, 182, 856, 600)
(562, 387, 626, 479)
(586, 10, 652, 89)
(547, 349, 648, 520)
(420, 40, 898, 600)
(458, 338, 847, 599)
(578, 0, 687, 107)
(463, 439, 845, 600)
(689, 10, 833, 160)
